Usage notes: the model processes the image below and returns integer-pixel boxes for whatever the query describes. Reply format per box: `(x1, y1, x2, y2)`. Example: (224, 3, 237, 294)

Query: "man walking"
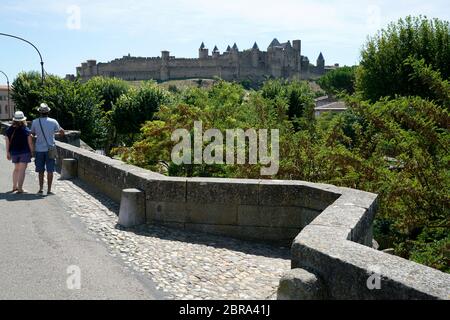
(31, 103, 65, 195)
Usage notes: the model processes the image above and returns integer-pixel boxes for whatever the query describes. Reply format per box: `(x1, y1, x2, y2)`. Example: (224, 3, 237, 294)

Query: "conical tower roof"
(200, 42, 205, 50)
(317, 52, 324, 61)
(252, 42, 259, 50)
(268, 38, 281, 48)
(232, 43, 239, 51)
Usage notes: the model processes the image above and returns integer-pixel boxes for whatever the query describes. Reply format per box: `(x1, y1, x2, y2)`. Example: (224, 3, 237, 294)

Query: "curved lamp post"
(0, 32, 45, 85)
(0, 70, 11, 118)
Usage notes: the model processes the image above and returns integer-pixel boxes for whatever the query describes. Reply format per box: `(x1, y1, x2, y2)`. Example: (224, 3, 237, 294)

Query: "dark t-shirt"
(6, 125, 31, 155)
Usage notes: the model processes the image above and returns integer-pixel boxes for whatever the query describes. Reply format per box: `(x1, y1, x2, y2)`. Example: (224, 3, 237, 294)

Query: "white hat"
(12, 111, 27, 122)
(37, 103, 51, 113)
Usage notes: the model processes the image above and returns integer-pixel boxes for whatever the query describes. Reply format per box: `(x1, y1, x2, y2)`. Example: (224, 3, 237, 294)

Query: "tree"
(84, 76, 130, 112)
(317, 66, 357, 95)
(356, 16, 450, 101)
(11, 71, 46, 118)
(40, 77, 106, 149)
(261, 79, 315, 122)
(109, 81, 169, 145)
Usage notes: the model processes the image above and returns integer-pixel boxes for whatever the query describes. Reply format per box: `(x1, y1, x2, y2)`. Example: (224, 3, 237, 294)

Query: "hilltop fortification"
(73, 38, 334, 83)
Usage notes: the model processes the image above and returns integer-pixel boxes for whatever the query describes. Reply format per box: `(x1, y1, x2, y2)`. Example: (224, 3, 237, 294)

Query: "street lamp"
(0, 32, 45, 85)
(0, 70, 11, 118)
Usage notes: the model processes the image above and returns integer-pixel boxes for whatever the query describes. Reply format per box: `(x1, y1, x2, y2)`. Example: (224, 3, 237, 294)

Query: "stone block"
(187, 178, 259, 205)
(146, 201, 188, 223)
(259, 181, 338, 210)
(277, 268, 327, 300)
(186, 203, 238, 225)
(237, 205, 317, 229)
(118, 188, 146, 227)
(145, 178, 187, 203)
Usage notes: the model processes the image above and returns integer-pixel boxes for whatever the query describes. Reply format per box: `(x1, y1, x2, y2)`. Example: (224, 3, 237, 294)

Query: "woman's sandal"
(7, 188, 18, 194)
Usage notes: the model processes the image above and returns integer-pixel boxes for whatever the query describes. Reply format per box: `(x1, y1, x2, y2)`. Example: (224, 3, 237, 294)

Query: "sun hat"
(37, 103, 51, 113)
(12, 111, 27, 122)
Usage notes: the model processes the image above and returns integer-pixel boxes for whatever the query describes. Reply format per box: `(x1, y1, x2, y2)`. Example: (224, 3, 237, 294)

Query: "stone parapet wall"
(55, 141, 340, 244)
(282, 188, 450, 300)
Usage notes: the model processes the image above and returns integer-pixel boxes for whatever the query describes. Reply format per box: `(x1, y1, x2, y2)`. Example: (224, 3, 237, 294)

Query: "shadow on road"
(0, 192, 43, 202)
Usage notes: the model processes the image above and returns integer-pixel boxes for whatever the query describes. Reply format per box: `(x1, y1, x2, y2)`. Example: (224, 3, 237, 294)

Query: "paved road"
(0, 139, 162, 299)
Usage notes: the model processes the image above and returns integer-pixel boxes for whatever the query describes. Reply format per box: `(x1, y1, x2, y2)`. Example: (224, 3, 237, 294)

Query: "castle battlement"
(74, 38, 328, 82)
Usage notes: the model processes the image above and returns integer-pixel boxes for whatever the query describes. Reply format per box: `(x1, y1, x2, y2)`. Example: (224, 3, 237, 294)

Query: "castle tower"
(83, 60, 98, 78)
(251, 42, 259, 68)
(199, 42, 209, 59)
(160, 51, 170, 81)
(292, 40, 301, 52)
(232, 43, 239, 52)
(301, 56, 310, 78)
(292, 40, 302, 77)
(212, 45, 220, 58)
(267, 39, 283, 78)
(317, 52, 325, 73)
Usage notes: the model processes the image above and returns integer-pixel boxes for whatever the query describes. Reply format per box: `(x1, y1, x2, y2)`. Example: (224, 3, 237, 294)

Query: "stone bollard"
(60, 158, 78, 180)
(277, 268, 326, 300)
(118, 188, 146, 228)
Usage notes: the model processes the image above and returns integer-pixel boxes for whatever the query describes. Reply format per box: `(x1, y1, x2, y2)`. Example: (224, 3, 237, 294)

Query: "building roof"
(213, 45, 219, 52)
(268, 38, 281, 48)
(317, 52, 324, 61)
(252, 42, 259, 50)
(314, 101, 347, 111)
(281, 40, 292, 49)
(232, 43, 239, 50)
(200, 42, 205, 50)
(0, 85, 10, 90)
(226, 45, 231, 52)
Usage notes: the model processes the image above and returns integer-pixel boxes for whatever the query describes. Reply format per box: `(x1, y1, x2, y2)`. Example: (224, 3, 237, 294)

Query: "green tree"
(317, 66, 357, 95)
(11, 71, 46, 118)
(40, 77, 106, 148)
(84, 76, 130, 112)
(261, 79, 315, 122)
(110, 81, 169, 145)
(356, 16, 450, 101)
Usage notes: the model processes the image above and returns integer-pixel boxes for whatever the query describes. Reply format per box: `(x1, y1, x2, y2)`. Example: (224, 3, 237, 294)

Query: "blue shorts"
(11, 153, 32, 164)
(35, 152, 56, 173)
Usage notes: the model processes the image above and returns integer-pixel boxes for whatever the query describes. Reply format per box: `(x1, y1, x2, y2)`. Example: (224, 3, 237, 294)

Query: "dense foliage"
(11, 74, 168, 150)
(356, 15, 450, 102)
(317, 66, 357, 95)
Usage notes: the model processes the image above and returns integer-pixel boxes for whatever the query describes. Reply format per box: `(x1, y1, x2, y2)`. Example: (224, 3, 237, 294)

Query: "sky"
(0, 0, 449, 83)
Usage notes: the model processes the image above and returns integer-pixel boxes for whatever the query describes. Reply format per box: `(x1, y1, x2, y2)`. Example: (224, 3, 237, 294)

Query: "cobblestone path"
(28, 165, 291, 300)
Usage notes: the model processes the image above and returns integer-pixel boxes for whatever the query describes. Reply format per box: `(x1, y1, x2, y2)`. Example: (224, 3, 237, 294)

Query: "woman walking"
(5, 111, 34, 193)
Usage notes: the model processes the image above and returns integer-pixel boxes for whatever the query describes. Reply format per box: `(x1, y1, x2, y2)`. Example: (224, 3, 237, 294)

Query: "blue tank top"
(6, 125, 31, 155)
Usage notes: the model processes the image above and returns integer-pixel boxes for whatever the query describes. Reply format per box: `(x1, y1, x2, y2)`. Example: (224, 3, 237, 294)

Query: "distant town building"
(314, 96, 348, 117)
(72, 38, 338, 83)
(0, 85, 14, 120)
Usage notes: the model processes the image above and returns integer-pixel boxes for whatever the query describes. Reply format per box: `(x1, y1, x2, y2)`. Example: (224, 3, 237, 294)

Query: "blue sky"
(0, 0, 449, 83)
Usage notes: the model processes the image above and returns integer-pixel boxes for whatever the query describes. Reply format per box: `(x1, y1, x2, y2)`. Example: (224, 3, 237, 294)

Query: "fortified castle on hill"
(73, 38, 336, 83)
